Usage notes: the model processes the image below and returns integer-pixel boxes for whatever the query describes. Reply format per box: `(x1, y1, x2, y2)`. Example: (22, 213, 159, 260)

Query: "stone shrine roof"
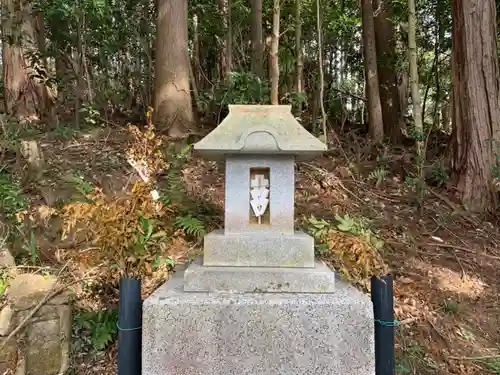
(194, 105, 327, 161)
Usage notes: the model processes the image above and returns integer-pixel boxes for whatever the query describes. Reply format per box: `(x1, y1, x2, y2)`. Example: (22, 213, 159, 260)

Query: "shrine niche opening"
(249, 168, 270, 225)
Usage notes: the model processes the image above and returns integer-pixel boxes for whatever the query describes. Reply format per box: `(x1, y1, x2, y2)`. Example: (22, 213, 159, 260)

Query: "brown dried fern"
(60, 182, 173, 278)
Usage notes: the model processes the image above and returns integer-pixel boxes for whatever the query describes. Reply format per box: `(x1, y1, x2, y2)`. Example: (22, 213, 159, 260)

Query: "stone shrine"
(142, 105, 375, 375)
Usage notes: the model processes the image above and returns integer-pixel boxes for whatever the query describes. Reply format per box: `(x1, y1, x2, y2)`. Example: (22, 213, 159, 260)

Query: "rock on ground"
(0, 273, 72, 375)
(0, 247, 15, 268)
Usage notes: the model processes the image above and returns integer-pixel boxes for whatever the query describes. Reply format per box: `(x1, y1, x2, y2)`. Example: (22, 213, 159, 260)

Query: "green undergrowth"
(73, 308, 119, 353)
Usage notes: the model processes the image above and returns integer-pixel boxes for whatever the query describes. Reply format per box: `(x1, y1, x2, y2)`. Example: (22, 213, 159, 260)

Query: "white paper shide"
(250, 174, 269, 223)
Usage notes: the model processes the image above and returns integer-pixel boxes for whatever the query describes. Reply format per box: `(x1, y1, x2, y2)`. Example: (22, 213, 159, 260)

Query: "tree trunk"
(432, 0, 443, 132)
(450, 0, 500, 212)
(154, 0, 194, 139)
(270, 0, 280, 104)
(250, 0, 264, 79)
(441, 98, 451, 132)
(142, 0, 153, 107)
(316, 0, 327, 143)
(408, 0, 422, 139)
(295, 0, 303, 95)
(312, 84, 320, 129)
(2, 0, 46, 121)
(398, 72, 409, 120)
(50, 18, 73, 108)
(227, 0, 233, 75)
(373, 0, 402, 143)
(408, 0, 424, 203)
(77, 11, 93, 105)
(34, 11, 57, 124)
(217, 0, 232, 79)
(361, 0, 384, 142)
(332, 45, 338, 88)
(192, 14, 202, 90)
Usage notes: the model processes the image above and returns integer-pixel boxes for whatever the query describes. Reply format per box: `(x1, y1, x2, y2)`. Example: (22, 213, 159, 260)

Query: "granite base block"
(203, 229, 315, 268)
(184, 256, 336, 293)
(142, 271, 375, 375)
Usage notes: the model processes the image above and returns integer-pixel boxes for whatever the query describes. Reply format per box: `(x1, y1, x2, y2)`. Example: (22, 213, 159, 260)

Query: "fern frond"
(367, 167, 389, 186)
(160, 145, 191, 205)
(175, 215, 207, 238)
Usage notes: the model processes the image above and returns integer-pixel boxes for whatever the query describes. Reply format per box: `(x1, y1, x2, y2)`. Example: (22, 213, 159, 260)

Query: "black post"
(371, 275, 395, 375)
(118, 277, 142, 375)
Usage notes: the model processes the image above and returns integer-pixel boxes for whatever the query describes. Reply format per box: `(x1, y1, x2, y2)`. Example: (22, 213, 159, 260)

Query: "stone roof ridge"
(194, 105, 326, 159)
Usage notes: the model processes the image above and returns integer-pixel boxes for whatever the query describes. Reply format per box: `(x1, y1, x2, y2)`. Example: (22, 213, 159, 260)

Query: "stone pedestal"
(203, 229, 315, 268)
(142, 270, 374, 375)
(184, 257, 337, 293)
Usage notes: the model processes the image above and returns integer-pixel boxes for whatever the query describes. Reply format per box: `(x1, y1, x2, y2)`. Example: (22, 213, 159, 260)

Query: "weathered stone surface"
(143, 271, 375, 375)
(185, 257, 335, 293)
(224, 155, 295, 234)
(26, 320, 62, 375)
(20, 140, 44, 170)
(1, 273, 72, 375)
(16, 304, 67, 324)
(7, 273, 56, 309)
(58, 304, 72, 375)
(7, 274, 69, 310)
(194, 105, 327, 161)
(0, 305, 14, 336)
(0, 246, 15, 268)
(0, 336, 17, 373)
(203, 229, 315, 268)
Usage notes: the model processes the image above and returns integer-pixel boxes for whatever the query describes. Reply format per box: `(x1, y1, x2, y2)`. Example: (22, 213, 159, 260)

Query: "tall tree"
(450, 0, 500, 212)
(192, 13, 202, 89)
(295, 0, 303, 95)
(316, 0, 327, 143)
(361, 0, 384, 142)
(270, 0, 280, 104)
(226, 0, 233, 75)
(373, 0, 402, 143)
(2, 0, 48, 120)
(408, 0, 424, 203)
(154, 0, 194, 139)
(250, 0, 264, 79)
(217, 0, 233, 79)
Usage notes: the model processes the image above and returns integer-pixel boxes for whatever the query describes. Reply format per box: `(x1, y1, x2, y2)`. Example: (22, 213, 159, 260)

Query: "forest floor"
(1, 121, 500, 375)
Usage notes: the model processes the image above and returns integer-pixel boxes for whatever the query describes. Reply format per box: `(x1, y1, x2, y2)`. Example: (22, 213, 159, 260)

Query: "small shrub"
(334, 214, 385, 251)
(0, 171, 28, 222)
(126, 119, 168, 184)
(73, 309, 118, 353)
(61, 182, 171, 277)
(79, 104, 101, 127)
(368, 167, 389, 187)
(427, 162, 449, 187)
(219, 71, 269, 105)
(402, 343, 441, 371)
(442, 298, 458, 314)
(283, 91, 307, 111)
(151, 254, 175, 271)
(476, 358, 500, 374)
(63, 172, 95, 201)
(50, 124, 77, 139)
(0, 271, 10, 298)
(305, 214, 388, 286)
(160, 144, 192, 206)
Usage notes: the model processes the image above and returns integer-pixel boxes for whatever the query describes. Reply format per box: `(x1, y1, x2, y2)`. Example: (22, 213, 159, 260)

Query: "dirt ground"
(3, 124, 500, 375)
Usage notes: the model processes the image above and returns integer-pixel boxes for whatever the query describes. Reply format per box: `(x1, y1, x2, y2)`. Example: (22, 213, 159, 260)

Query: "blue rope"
(116, 322, 142, 332)
(374, 319, 400, 327)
